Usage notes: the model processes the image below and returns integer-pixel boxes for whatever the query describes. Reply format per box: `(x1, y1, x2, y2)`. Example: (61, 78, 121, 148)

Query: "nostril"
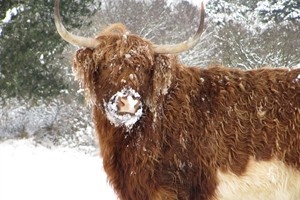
(117, 96, 141, 115)
(117, 97, 126, 107)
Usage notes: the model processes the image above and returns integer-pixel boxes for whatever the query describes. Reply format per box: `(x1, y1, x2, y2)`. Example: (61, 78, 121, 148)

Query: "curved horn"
(153, 2, 205, 54)
(54, 0, 99, 48)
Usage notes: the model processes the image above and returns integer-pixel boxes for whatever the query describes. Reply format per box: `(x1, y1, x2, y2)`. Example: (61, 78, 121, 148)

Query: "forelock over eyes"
(93, 34, 154, 69)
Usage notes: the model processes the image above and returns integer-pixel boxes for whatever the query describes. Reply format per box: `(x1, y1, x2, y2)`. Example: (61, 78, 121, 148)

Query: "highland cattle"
(54, 0, 300, 199)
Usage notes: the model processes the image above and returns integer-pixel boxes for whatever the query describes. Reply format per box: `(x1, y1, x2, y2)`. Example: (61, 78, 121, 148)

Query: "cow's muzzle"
(117, 95, 141, 115)
(103, 88, 143, 130)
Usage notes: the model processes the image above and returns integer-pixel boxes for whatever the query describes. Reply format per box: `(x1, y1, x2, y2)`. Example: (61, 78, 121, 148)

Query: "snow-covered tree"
(0, 0, 100, 101)
(256, 0, 300, 24)
(208, 0, 300, 69)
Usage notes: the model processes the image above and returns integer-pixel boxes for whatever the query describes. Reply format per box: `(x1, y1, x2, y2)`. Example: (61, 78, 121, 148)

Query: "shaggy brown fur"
(73, 24, 300, 200)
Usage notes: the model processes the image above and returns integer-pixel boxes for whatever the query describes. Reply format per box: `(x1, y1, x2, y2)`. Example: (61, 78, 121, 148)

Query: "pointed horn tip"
(153, 0, 205, 54)
(54, 0, 99, 48)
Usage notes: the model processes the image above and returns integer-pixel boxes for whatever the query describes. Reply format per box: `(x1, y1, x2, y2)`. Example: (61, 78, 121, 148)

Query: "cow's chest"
(215, 158, 300, 200)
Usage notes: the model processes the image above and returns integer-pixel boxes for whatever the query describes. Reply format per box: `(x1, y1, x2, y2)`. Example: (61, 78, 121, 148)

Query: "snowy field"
(0, 139, 116, 200)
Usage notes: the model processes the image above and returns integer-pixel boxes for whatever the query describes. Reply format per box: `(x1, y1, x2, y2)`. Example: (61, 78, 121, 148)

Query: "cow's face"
(73, 34, 156, 129)
(54, 0, 205, 129)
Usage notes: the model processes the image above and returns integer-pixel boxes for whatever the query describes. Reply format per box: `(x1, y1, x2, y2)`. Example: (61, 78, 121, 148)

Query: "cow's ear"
(73, 48, 96, 100)
(147, 55, 173, 116)
(73, 48, 95, 82)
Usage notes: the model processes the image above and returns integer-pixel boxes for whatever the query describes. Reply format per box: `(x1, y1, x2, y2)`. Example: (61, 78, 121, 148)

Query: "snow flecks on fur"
(296, 74, 300, 82)
(292, 74, 300, 83)
(103, 87, 143, 130)
(155, 56, 172, 96)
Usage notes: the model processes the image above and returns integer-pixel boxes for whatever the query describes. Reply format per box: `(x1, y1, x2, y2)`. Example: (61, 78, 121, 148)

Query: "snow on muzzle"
(103, 87, 143, 130)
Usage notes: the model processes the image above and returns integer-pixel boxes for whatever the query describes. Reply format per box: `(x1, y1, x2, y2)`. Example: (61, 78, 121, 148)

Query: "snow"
(295, 74, 300, 82)
(104, 87, 143, 130)
(2, 8, 18, 23)
(126, 95, 140, 110)
(39, 54, 45, 64)
(167, 0, 210, 6)
(0, 139, 116, 200)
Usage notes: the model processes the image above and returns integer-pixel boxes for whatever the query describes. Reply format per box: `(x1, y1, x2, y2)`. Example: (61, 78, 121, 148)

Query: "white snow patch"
(0, 139, 116, 200)
(2, 6, 25, 24)
(295, 74, 300, 82)
(104, 87, 143, 130)
(125, 54, 131, 59)
(2, 7, 18, 23)
(126, 95, 139, 110)
(39, 54, 45, 64)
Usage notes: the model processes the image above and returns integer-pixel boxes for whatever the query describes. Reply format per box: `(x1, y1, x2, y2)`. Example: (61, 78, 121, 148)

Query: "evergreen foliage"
(0, 0, 100, 101)
(257, 0, 300, 23)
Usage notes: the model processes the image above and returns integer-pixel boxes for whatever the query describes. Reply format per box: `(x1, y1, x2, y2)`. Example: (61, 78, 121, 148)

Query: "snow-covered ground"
(0, 139, 116, 200)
